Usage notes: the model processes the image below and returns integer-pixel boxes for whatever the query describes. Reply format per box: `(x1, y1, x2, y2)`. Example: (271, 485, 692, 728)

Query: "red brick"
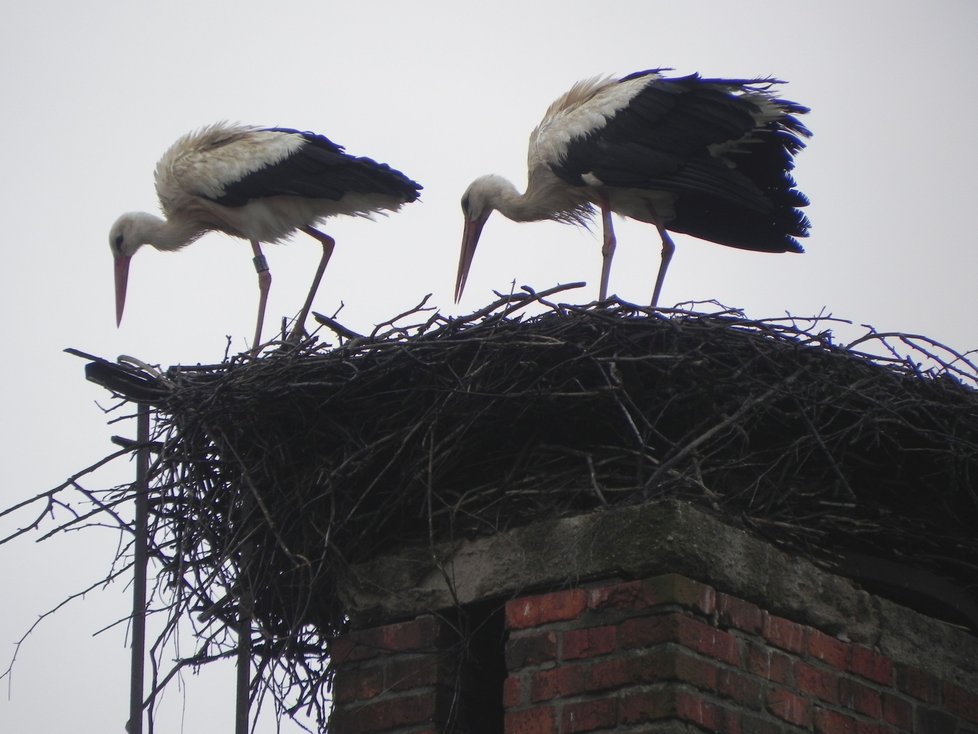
(331, 692, 437, 732)
(529, 668, 558, 702)
(331, 635, 391, 665)
(807, 629, 850, 669)
(619, 614, 674, 649)
(859, 724, 899, 734)
(745, 643, 766, 675)
(373, 694, 438, 729)
(555, 657, 633, 695)
(506, 630, 559, 668)
(717, 593, 765, 634)
(620, 689, 673, 724)
(839, 677, 883, 718)
(587, 575, 715, 616)
(619, 688, 727, 731)
(330, 637, 362, 664)
(746, 643, 793, 685)
(503, 675, 524, 708)
(552, 648, 704, 697)
(390, 616, 445, 650)
(716, 707, 745, 734)
(815, 707, 858, 734)
(506, 589, 588, 630)
(718, 668, 764, 709)
(567, 646, 717, 692)
(945, 681, 978, 724)
(763, 615, 808, 654)
(505, 705, 557, 734)
(331, 663, 384, 703)
(767, 688, 812, 727)
(672, 648, 720, 691)
(795, 661, 840, 704)
(768, 651, 794, 685)
(562, 625, 617, 660)
(385, 655, 442, 691)
(334, 615, 446, 662)
(588, 579, 662, 612)
(555, 659, 611, 696)
(849, 646, 893, 686)
(895, 663, 941, 703)
(674, 615, 741, 666)
(740, 712, 788, 734)
(881, 692, 913, 730)
(561, 698, 617, 732)
(675, 690, 723, 731)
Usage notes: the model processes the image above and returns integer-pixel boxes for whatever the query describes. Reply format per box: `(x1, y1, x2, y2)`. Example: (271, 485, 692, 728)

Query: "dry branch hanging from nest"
(62, 285, 978, 728)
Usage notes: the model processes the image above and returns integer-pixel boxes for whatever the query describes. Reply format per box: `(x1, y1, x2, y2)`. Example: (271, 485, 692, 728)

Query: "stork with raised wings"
(110, 123, 422, 348)
(455, 69, 811, 306)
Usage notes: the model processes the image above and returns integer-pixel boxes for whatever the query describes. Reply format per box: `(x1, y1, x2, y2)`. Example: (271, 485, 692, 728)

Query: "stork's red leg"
(250, 240, 272, 351)
(647, 201, 675, 308)
(290, 226, 336, 340)
(598, 194, 616, 301)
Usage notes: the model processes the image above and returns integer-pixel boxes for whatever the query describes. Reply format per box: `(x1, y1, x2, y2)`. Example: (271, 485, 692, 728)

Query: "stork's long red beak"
(114, 254, 131, 326)
(454, 216, 487, 302)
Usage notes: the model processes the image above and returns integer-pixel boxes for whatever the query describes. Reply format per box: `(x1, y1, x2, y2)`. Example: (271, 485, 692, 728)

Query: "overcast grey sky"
(1, 1, 976, 731)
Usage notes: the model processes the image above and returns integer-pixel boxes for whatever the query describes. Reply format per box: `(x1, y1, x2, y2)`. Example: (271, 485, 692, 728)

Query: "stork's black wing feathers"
(553, 72, 811, 253)
(213, 128, 422, 207)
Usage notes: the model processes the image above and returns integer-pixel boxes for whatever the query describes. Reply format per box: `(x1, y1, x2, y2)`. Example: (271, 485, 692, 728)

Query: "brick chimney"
(328, 502, 978, 733)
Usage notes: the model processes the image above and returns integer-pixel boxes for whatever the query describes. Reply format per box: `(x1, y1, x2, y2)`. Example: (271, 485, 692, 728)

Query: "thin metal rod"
(235, 488, 255, 734)
(127, 404, 150, 734)
(235, 615, 252, 734)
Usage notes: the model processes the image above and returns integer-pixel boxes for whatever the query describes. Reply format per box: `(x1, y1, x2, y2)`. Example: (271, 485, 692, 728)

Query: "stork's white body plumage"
(456, 70, 811, 305)
(110, 123, 422, 348)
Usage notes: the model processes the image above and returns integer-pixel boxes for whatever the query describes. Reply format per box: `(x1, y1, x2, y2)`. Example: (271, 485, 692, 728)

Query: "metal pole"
(235, 489, 254, 734)
(127, 404, 150, 734)
(235, 610, 252, 734)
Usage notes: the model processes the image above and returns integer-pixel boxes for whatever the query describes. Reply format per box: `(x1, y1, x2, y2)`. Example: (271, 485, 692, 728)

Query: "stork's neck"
(129, 212, 206, 252)
(481, 175, 561, 223)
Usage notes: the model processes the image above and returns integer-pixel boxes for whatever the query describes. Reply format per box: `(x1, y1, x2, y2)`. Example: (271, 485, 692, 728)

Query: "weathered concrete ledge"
(337, 499, 978, 689)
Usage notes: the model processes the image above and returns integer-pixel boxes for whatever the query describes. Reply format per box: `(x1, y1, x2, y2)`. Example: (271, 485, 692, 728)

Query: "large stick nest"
(63, 286, 978, 725)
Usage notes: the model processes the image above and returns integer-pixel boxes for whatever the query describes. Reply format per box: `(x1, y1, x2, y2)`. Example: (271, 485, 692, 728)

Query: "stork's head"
(109, 212, 158, 327)
(456, 175, 511, 302)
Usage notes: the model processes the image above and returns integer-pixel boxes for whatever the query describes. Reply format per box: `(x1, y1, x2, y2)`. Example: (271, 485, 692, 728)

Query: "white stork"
(455, 69, 811, 306)
(110, 123, 422, 348)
